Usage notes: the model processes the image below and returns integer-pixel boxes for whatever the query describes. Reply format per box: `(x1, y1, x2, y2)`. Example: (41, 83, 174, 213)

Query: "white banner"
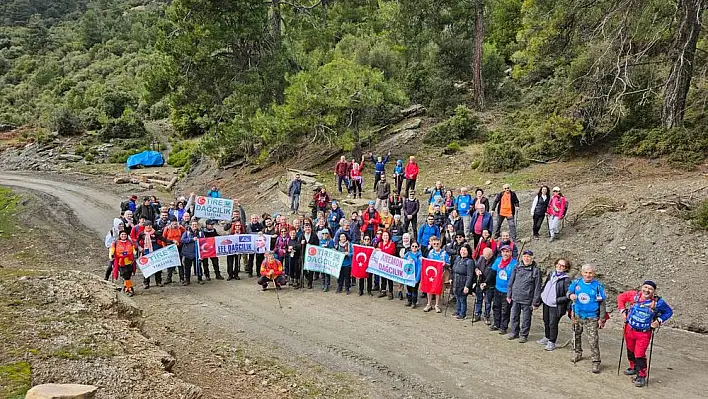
(193, 196, 234, 221)
(366, 249, 417, 287)
(197, 234, 271, 259)
(303, 245, 345, 279)
(136, 244, 181, 278)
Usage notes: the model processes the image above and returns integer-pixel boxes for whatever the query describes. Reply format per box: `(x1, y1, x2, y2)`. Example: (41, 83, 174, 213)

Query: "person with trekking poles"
(538, 258, 572, 351)
(567, 263, 607, 374)
(258, 252, 286, 291)
(617, 280, 673, 387)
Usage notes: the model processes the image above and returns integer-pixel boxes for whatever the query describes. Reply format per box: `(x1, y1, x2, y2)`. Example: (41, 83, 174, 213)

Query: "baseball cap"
(369, 200, 375, 205)
(332, 200, 338, 205)
(500, 245, 511, 251)
(553, 186, 561, 192)
(522, 249, 534, 256)
(130, 195, 138, 200)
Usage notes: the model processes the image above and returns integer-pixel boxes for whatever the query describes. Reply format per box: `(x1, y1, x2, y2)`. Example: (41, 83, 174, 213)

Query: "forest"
(0, 0, 706, 170)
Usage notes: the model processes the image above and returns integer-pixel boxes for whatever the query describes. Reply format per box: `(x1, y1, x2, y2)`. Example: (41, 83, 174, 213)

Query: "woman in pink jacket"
(546, 187, 567, 242)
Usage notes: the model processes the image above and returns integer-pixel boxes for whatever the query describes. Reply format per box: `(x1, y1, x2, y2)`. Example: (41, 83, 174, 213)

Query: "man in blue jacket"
(369, 151, 390, 192)
(484, 245, 517, 334)
(417, 215, 440, 257)
(455, 187, 473, 236)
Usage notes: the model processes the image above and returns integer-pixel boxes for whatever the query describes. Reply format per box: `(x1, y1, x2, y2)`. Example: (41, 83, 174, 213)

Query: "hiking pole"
(646, 329, 656, 387)
(470, 274, 480, 325)
(443, 278, 454, 317)
(571, 301, 577, 367)
(272, 276, 283, 310)
(617, 323, 626, 375)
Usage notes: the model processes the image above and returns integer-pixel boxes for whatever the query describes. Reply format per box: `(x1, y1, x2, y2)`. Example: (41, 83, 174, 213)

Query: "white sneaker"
(545, 341, 556, 351)
(537, 337, 549, 345)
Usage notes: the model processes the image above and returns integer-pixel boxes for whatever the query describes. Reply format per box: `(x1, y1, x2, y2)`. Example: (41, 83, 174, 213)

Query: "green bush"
(444, 142, 462, 154)
(79, 107, 102, 131)
(617, 127, 708, 169)
(50, 107, 82, 136)
(694, 200, 708, 230)
(480, 142, 529, 172)
(424, 105, 486, 146)
(168, 140, 196, 168)
(108, 148, 144, 164)
(100, 109, 147, 140)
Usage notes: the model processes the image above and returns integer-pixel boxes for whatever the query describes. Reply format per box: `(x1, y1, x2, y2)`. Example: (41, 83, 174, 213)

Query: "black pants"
(337, 266, 352, 290)
(492, 289, 512, 331)
(287, 256, 302, 280)
(472, 233, 482, 249)
(247, 253, 264, 276)
(227, 254, 240, 278)
(104, 259, 113, 280)
(200, 257, 220, 277)
(167, 246, 184, 281)
(395, 175, 404, 194)
(379, 277, 394, 293)
(352, 179, 362, 197)
(404, 215, 418, 239)
(143, 271, 162, 286)
(532, 214, 546, 236)
(358, 274, 373, 294)
(373, 173, 382, 192)
(304, 270, 314, 287)
(407, 283, 419, 304)
(405, 179, 416, 196)
(543, 304, 563, 343)
(183, 257, 197, 282)
(257, 275, 286, 287)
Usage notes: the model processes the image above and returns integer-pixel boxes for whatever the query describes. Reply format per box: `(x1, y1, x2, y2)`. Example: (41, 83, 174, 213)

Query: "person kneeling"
(258, 252, 286, 290)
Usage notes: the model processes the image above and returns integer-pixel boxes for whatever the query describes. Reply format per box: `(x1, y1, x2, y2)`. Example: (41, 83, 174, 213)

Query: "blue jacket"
(128, 199, 137, 213)
(370, 154, 390, 174)
(455, 194, 473, 217)
(328, 207, 345, 232)
(417, 223, 441, 247)
(469, 211, 493, 235)
(180, 229, 198, 260)
(337, 242, 353, 267)
(393, 161, 404, 177)
(404, 250, 423, 282)
(207, 190, 221, 198)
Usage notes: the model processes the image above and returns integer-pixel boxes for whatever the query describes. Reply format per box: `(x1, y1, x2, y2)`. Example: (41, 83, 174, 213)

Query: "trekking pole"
(470, 273, 480, 325)
(272, 276, 283, 310)
(443, 279, 454, 317)
(646, 329, 656, 387)
(617, 323, 626, 375)
(571, 301, 577, 367)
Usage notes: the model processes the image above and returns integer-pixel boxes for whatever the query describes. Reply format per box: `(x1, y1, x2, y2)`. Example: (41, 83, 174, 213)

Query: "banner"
(366, 249, 417, 287)
(193, 196, 234, 221)
(303, 245, 345, 279)
(419, 258, 445, 295)
(352, 244, 374, 278)
(197, 234, 271, 259)
(136, 244, 181, 278)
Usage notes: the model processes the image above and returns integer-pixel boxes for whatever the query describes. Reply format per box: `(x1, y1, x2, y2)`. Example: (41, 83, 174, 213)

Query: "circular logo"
(577, 292, 591, 304)
(197, 197, 207, 205)
(459, 202, 467, 209)
(308, 246, 318, 256)
(498, 270, 507, 280)
(138, 257, 149, 265)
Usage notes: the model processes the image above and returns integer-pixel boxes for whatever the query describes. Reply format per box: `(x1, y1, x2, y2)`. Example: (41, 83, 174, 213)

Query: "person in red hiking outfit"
(617, 280, 674, 387)
(404, 156, 419, 197)
(361, 201, 381, 240)
(547, 186, 568, 242)
(258, 252, 286, 290)
(162, 217, 185, 284)
(334, 156, 350, 194)
(313, 187, 331, 214)
(109, 231, 137, 297)
(473, 229, 496, 259)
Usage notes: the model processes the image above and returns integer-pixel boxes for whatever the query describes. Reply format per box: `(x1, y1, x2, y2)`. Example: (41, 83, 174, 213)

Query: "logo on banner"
(138, 257, 149, 266)
(197, 197, 207, 205)
(308, 246, 318, 256)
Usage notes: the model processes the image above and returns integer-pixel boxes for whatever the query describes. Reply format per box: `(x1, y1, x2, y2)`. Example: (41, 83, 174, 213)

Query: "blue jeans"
(336, 175, 349, 193)
(474, 286, 493, 317)
(456, 293, 468, 317)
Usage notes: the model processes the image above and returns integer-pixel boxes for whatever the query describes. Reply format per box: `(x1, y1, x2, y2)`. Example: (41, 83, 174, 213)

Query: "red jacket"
(314, 191, 330, 208)
(335, 161, 349, 177)
(361, 209, 381, 232)
(260, 258, 284, 277)
(405, 162, 419, 179)
(473, 238, 497, 259)
(378, 240, 397, 255)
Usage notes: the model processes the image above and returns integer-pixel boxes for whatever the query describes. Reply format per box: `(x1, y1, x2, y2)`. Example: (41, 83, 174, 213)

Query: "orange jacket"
(162, 225, 185, 247)
(260, 259, 284, 277)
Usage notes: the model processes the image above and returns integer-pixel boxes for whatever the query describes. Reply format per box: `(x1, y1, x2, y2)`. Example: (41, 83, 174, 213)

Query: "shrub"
(617, 127, 708, 169)
(694, 200, 708, 230)
(424, 105, 486, 146)
(79, 107, 103, 131)
(100, 109, 147, 140)
(149, 100, 170, 119)
(50, 108, 82, 136)
(167, 140, 197, 168)
(444, 142, 462, 154)
(480, 142, 529, 172)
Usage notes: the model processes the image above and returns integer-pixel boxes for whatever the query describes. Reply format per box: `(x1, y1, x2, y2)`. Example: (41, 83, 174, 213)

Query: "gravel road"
(2, 171, 707, 399)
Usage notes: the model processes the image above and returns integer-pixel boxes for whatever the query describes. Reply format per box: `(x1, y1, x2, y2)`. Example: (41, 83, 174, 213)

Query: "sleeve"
(383, 154, 390, 164)
(109, 242, 116, 259)
(507, 268, 516, 299)
(412, 200, 419, 214)
(567, 280, 577, 298)
(185, 194, 194, 214)
(532, 269, 543, 307)
(370, 154, 376, 163)
(180, 232, 191, 245)
(512, 192, 520, 208)
(485, 269, 496, 287)
(556, 278, 571, 304)
(530, 196, 538, 216)
(464, 260, 475, 289)
(656, 299, 674, 324)
(616, 290, 637, 311)
(490, 194, 499, 213)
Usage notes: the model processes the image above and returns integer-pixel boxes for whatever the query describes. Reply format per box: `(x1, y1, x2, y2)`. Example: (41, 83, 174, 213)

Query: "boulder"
(25, 384, 98, 399)
(57, 154, 83, 162)
(400, 104, 426, 118)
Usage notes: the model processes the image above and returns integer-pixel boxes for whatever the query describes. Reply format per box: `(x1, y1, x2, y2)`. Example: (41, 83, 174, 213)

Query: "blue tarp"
(126, 151, 164, 169)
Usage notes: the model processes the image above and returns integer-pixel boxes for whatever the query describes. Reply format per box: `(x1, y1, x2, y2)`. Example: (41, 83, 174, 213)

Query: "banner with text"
(193, 196, 234, 221)
(303, 245, 345, 279)
(197, 234, 271, 259)
(366, 249, 417, 287)
(137, 244, 181, 278)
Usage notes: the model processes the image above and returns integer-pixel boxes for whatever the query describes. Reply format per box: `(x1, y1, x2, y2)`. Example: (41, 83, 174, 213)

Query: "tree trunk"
(472, 0, 485, 110)
(272, 0, 281, 46)
(662, 0, 705, 128)
(322, 0, 328, 27)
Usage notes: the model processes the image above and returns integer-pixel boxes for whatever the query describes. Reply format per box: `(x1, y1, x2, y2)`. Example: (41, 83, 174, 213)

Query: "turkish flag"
(419, 258, 444, 295)
(352, 244, 374, 278)
(197, 237, 216, 259)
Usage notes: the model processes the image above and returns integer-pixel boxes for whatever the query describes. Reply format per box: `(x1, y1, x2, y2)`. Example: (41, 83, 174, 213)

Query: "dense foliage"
(1, 0, 706, 169)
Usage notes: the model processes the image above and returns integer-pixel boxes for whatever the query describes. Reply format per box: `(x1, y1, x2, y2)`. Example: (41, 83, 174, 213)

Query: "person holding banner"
(137, 222, 166, 289)
(258, 252, 286, 290)
(320, 230, 335, 291)
(376, 231, 397, 300)
(162, 218, 185, 284)
(423, 237, 450, 313)
(335, 233, 354, 294)
(355, 235, 375, 296)
(302, 222, 320, 289)
(286, 228, 304, 289)
(403, 242, 423, 308)
(109, 231, 137, 297)
(451, 244, 475, 320)
(201, 220, 223, 280)
(226, 220, 246, 281)
(180, 220, 202, 286)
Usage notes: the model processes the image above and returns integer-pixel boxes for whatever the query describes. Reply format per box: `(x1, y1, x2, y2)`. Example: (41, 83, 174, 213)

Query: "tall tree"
(472, 0, 485, 110)
(662, 0, 706, 128)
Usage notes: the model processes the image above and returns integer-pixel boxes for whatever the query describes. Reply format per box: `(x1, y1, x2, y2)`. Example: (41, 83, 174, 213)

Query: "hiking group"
(106, 156, 672, 388)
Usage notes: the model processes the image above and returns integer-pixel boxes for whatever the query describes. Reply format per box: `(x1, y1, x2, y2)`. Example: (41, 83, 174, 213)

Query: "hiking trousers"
(492, 290, 511, 330)
(494, 214, 517, 241)
(542, 303, 563, 343)
(510, 302, 533, 338)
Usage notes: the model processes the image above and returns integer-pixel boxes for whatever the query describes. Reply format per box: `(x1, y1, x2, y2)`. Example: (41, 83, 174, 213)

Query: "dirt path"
(2, 172, 707, 399)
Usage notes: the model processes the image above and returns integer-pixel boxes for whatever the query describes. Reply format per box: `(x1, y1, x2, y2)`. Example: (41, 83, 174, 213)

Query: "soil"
(1, 170, 708, 399)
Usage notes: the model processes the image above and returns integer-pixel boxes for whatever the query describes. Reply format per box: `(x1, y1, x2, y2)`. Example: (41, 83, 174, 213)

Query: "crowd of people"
(105, 158, 671, 388)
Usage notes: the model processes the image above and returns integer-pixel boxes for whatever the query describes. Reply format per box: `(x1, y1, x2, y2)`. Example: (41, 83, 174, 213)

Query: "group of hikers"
(105, 155, 672, 388)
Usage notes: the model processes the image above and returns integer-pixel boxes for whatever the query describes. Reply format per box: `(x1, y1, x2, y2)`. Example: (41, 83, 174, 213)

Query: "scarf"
(143, 230, 154, 253)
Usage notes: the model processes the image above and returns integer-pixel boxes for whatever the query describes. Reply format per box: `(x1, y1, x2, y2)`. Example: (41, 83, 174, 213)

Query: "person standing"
(376, 231, 397, 299)
(403, 242, 423, 309)
(135, 197, 157, 226)
(473, 247, 495, 323)
(568, 264, 607, 374)
(402, 191, 420, 239)
(207, 185, 221, 198)
(388, 190, 403, 216)
(404, 156, 419, 197)
(301, 221, 320, 289)
(137, 223, 166, 289)
(335, 156, 350, 194)
(319, 230, 335, 291)
(617, 280, 673, 387)
(485, 245, 517, 334)
(537, 258, 572, 351)
(181, 220, 203, 285)
(455, 187, 473, 236)
(471, 188, 490, 214)
(349, 156, 365, 198)
(417, 215, 441, 256)
(424, 237, 450, 314)
(369, 151, 391, 191)
(162, 218, 185, 284)
(286, 228, 303, 289)
(313, 187, 330, 214)
(374, 174, 391, 212)
(226, 220, 246, 280)
(469, 203, 493, 248)
(547, 186, 568, 242)
(246, 215, 264, 278)
(451, 245, 475, 319)
(506, 250, 542, 343)
(361, 201, 381, 241)
(530, 185, 551, 240)
(328, 201, 345, 233)
(491, 184, 520, 240)
(109, 231, 137, 297)
(393, 159, 405, 195)
(288, 174, 303, 214)
(335, 233, 353, 294)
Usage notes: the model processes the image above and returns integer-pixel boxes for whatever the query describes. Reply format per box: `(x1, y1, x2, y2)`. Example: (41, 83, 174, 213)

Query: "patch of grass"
(0, 361, 32, 399)
(52, 343, 115, 360)
(692, 199, 708, 230)
(0, 188, 20, 236)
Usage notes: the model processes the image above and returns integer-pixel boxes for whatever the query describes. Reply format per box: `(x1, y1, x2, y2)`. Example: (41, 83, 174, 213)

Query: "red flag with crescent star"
(352, 244, 374, 279)
(197, 237, 217, 259)
(419, 258, 445, 295)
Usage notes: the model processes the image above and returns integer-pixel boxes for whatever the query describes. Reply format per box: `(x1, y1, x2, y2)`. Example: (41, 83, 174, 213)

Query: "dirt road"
(2, 172, 707, 399)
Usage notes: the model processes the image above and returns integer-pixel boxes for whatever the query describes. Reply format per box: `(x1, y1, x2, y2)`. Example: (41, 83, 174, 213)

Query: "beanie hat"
(643, 280, 657, 289)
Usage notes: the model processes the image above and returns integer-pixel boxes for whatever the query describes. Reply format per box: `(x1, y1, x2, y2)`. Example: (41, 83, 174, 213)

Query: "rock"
(401, 118, 421, 130)
(485, 180, 492, 185)
(246, 369, 255, 375)
(113, 177, 132, 184)
(619, 246, 627, 250)
(57, 154, 83, 162)
(25, 384, 98, 399)
(400, 104, 426, 117)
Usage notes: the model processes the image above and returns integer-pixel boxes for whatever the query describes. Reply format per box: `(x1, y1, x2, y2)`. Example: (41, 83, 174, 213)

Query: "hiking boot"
(127, 290, 134, 297)
(388, 292, 394, 300)
(571, 352, 583, 363)
(471, 315, 481, 322)
(372, 285, 380, 291)
(308, 282, 313, 289)
(483, 316, 491, 325)
(215, 274, 224, 280)
(165, 277, 173, 284)
(455, 315, 467, 320)
(398, 291, 404, 300)
(157, 282, 163, 287)
(548, 236, 555, 243)
(489, 325, 499, 331)
(234, 276, 241, 280)
(498, 329, 507, 335)
(544, 341, 557, 351)
(205, 276, 212, 281)
(226, 276, 234, 281)
(336, 288, 342, 294)
(634, 377, 646, 387)
(623, 368, 637, 376)
(143, 282, 150, 289)
(518, 336, 528, 343)
(346, 289, 351, 295)
(591, 362, 601, 374)
(262, 284, 268, 291)
(411, 303, 417, 309)
(378, 292, 387, 298)
(359, 291, 364, 296)
(197, 280, 204, 285)
(367, 291, 373, 296)
(323, 286, 329, 292)
(507, 334, 519, 340)
(406, 301, 412, 307)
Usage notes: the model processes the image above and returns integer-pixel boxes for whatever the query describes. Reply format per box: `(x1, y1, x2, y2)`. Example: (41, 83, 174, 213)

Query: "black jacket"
(403, 199, 420, 218)
(135, 204, 157, 224)
(452, 257, 475, 295)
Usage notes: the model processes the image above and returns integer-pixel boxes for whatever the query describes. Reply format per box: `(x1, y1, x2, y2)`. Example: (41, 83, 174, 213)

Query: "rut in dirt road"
(2, 172, 708, 399)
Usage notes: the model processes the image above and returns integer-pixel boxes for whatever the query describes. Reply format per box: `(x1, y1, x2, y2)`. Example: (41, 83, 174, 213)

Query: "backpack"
(120, 200, 130, 213)
(562, 198, 569, 219)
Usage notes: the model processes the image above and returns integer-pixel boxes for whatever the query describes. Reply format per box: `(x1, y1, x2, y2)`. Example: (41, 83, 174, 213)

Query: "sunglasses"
(557, 262, 567, 267)
(411, 245, 419, 248)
